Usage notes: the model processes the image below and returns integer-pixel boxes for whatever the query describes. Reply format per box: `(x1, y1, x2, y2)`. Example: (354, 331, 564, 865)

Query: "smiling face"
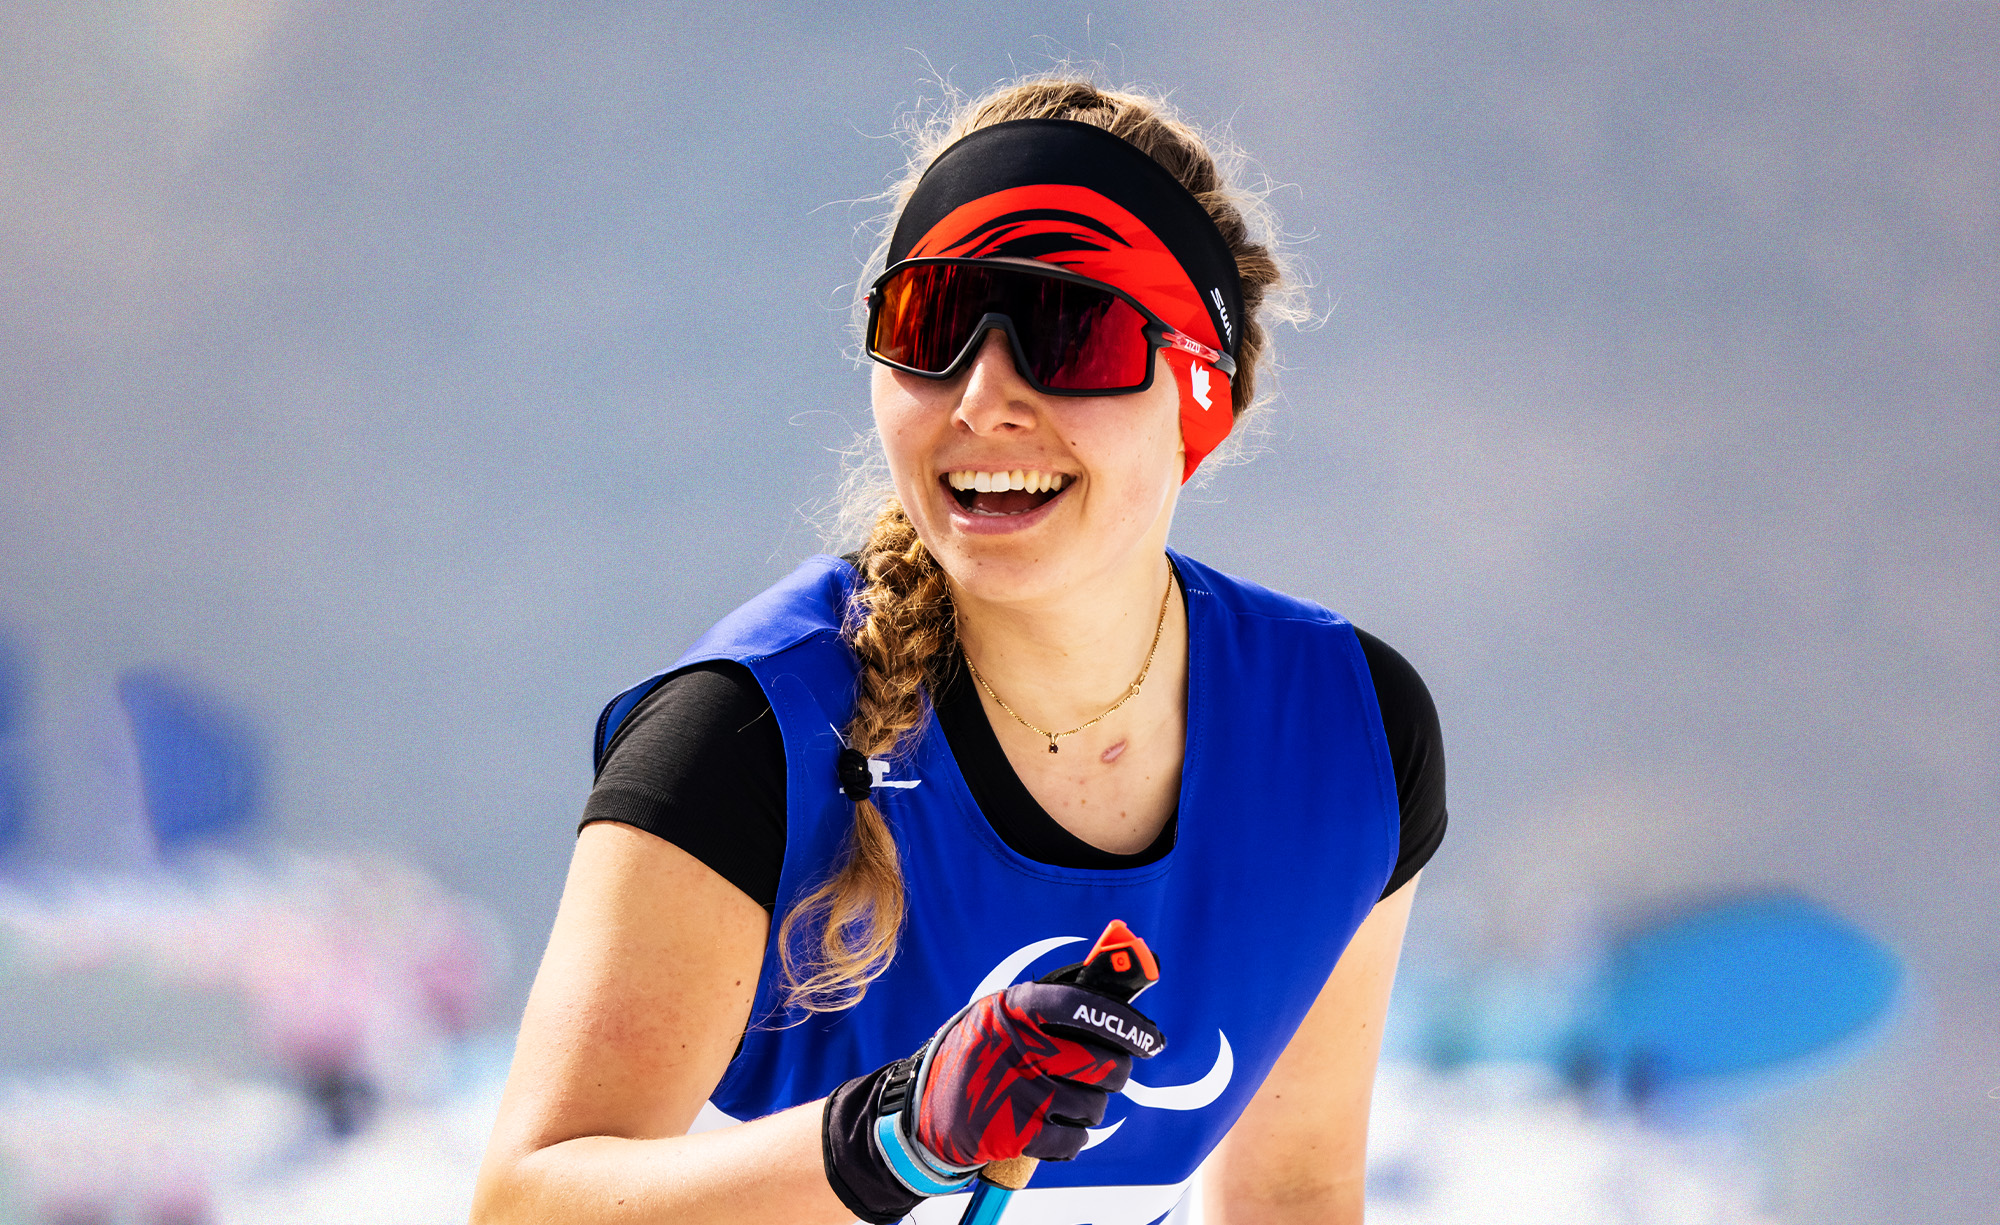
(872, 327, 1188, 608)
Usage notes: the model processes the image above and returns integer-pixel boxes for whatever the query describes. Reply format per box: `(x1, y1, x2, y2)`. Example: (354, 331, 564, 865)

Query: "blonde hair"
(774, 75, 1301, 1016)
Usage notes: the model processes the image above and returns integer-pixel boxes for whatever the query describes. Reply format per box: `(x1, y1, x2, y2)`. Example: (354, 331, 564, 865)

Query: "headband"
(887, 120, 1248, 479)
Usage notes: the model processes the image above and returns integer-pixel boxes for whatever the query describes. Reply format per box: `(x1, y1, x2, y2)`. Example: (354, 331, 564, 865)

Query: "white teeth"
(944, 470, 1069, 495)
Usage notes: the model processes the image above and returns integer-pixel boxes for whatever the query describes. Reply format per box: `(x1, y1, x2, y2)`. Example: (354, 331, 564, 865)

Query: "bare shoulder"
(484, 822, 770, 1160)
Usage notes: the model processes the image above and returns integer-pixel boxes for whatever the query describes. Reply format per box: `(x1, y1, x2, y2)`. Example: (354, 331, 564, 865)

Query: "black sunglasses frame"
(865, 257, 1236, 397)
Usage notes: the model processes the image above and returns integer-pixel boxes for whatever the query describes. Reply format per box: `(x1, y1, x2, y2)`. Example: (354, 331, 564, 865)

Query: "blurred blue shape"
(0, 631, 27, 856)
(1593, 892, 1900, 1088)
(448, 1029, 520, 1099)
(116, 668, 264, 850)
(0, 631, 24, 736)
(0, 751, 24, 858)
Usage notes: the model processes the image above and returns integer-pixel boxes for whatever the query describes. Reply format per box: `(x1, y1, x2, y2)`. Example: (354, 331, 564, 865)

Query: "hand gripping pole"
(955, 919, 1161, 1225)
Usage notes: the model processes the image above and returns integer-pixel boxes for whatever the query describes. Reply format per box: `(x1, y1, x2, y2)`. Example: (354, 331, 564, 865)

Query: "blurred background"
(1, 1, 1993, 1222)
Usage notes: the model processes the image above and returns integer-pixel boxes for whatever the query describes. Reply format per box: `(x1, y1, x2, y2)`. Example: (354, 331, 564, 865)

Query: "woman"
(473, 79, 1446, 1225)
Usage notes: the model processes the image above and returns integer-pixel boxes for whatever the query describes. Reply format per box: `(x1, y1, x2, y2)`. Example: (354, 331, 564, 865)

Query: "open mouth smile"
(941, 469, 1071, 517)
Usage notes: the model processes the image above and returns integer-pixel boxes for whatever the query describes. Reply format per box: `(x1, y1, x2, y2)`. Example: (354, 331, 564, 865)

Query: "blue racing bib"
(595, 551, 1398, 1225)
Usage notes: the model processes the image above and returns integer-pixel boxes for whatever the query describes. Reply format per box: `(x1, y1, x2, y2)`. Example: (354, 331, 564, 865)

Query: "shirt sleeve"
(1353, 628, 1448, 900)
(579, 660, 787, 911)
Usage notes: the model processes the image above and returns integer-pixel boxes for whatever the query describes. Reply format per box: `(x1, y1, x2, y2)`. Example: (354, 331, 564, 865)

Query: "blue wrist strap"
(874, 1111, 981, 1196)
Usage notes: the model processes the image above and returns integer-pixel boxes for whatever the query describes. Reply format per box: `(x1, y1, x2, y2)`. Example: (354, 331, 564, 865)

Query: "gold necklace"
(962, 571, 1174, 755)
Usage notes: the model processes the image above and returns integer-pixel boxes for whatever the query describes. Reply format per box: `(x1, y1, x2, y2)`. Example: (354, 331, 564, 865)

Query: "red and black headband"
(889, 119, 1245, 360)
(887, 120, 1248, 477)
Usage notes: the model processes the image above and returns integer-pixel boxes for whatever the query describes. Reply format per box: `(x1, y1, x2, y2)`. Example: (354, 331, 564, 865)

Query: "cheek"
(1061, 366, 1185, 506)
(869, 364, 907, 437)
(870, 368, 931, 474)
(1127, 355, 1194, 475)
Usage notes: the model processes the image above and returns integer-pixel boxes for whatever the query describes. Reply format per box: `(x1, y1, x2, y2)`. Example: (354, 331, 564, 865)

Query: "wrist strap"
(822, 1004, 993, 1220)
(874, 1111, 981, 1195)
(878, 1052, 920, 1116)
(874, 1049, 981, 1193)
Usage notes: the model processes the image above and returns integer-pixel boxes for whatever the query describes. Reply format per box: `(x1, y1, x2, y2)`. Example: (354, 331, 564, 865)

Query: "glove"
(821, 961, 1165, 1224)
(913, 966, 1165, 1166)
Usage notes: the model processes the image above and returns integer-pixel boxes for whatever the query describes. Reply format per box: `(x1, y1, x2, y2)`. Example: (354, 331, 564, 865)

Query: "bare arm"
(470, 821, 858, 1225)
(1199, 872, 1420, 1225)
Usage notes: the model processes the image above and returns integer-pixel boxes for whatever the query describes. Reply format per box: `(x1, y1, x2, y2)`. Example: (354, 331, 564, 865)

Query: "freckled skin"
(873, 329, 1190, 855)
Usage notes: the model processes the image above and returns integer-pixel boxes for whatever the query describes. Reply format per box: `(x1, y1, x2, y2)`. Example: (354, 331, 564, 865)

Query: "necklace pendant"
(964, 566, 1173, 765)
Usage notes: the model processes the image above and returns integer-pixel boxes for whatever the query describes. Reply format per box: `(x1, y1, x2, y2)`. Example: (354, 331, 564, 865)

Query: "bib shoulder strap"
(593, 555, 857, 771)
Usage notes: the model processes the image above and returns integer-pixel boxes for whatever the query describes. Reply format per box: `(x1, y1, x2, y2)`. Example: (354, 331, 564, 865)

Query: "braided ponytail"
(774, 500, 955, 1014)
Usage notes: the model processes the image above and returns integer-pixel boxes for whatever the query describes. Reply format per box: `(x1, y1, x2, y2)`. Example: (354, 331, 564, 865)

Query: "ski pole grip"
(982, 1155, 1037, 1189)
(972, 921, 1161, 1198)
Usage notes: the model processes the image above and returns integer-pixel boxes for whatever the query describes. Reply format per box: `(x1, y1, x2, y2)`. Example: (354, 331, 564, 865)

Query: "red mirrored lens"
(871, 264, 985, 374)
(1029, 293, 1152, 390)
(870, 263, 1154, 391)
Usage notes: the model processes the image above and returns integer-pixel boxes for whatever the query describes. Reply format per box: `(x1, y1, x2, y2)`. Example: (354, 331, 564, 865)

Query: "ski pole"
(955, 918, 1161, 1225)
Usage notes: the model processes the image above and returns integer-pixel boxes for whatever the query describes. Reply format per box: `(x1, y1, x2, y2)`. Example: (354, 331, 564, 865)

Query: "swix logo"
(1210, 287, 1233, 344)
(1190, 364, 1213, 410)
(1073, 1004, 1161, 1054)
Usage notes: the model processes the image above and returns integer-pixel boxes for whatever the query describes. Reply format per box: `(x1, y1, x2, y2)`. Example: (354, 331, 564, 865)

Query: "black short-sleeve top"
(582, 626, 1445, 911)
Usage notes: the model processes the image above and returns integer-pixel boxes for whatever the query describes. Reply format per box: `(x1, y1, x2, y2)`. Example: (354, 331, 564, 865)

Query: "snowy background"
(1, 1, 1994, 1222)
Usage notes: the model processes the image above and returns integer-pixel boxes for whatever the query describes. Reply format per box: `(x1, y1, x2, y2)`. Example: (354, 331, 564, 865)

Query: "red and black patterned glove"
(820, 963, 1166, 1223)
(913, 968, 1166, 1166)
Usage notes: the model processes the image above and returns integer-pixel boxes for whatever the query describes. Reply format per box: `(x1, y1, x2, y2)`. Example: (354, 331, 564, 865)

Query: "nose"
(953, 328, 1037, 435)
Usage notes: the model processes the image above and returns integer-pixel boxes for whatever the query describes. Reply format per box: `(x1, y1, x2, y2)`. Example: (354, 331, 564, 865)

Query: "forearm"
(471, 1099, 856, 1225)
(1201, 1168, 1364, 1225)
(1202, 879, 1419, 1225)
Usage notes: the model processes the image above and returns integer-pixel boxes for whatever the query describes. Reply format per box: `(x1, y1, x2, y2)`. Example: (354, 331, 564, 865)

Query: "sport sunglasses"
(866, 257, 1236, 396)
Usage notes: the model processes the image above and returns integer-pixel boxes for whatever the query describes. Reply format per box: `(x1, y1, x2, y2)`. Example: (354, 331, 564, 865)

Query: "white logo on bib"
(867, 757, 920, 790)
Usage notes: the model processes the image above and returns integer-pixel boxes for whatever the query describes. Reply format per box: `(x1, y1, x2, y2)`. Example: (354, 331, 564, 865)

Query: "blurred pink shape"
(0, 1065, 311, 1225)
(0, 854, 508, 1107)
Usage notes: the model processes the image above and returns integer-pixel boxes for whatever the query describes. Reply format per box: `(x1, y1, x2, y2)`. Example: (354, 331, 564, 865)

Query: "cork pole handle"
(981, 1156, 1037, 1191)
